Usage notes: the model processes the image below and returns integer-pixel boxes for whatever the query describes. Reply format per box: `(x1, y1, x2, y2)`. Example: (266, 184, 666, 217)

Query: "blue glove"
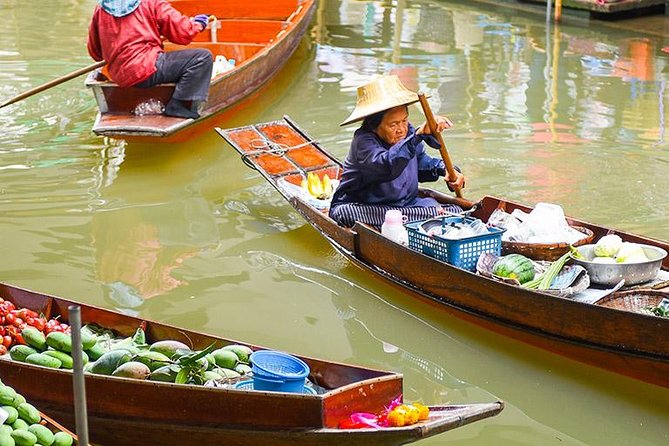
(192, 14, 209, 31)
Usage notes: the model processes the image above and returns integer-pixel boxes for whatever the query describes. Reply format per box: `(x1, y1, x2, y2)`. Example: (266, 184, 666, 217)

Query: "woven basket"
(594, 290, 669, 315)
(502, 226, 594, 261)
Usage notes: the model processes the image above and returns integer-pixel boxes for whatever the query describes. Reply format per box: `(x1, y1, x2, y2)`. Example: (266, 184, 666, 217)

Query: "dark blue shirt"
(331, 123, 447, 207)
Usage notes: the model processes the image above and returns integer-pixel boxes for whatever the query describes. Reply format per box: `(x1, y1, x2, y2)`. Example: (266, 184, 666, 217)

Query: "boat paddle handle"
(0, 60, 107, 110)
(417, 93, 464, 199)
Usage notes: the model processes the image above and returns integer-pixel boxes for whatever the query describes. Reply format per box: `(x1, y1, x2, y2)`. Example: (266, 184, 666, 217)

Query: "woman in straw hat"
(329, 75, 466, 228)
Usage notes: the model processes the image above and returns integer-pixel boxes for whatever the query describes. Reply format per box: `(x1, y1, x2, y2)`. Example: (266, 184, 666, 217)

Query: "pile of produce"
(491, 251, 573, 290)
(0, 382, 74, 446)
(0, 298, 69, 356)
(589, 235, 650, 264)
(338, 396, 430, 429)
(3, 316, 256, 386)
(81, 326, 253, 385)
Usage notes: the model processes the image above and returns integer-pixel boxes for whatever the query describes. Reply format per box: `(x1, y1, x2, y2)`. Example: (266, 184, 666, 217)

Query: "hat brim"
(340, 95, 421, 127)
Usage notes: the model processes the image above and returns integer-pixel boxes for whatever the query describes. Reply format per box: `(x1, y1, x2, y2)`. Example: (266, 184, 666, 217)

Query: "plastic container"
(405, 216, 505, 271)
(250, 350, 310, 393)
(233, 380, 317, 394)
(381, 210, 408, 246)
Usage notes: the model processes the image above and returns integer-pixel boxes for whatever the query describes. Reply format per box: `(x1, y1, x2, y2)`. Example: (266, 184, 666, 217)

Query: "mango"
(20, 329, 46, 352)
(134, 351, 171, 372)
(89, 350, 132, 376)
(9, 346, 38, 363)
(45, 333, 71, 354)
(211, 349, 238, 369)
(149, 340, 190, 359)
(27, 424, 53, 446)
(148, 365, 179, 383)
(52, 432, 73, 446)
(25, 354, 61, 370)
(11, 430, 36, 446)
(222, 344, 253, 364)
(111, 362, 151, 380)
(16, 404, 40, 426)
(234, 363, 252, 376)
(214, 368, 240, 379)
(202, 371, 222, 382)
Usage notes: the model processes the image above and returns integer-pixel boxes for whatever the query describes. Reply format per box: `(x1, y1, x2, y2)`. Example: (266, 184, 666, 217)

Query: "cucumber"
(45, 333, 71, 354)
(9, 346, 38, 363)
(52, 432, 73, 446)
(0, 388, 17, 407)
(16, 404, 40, 425)
(42, 351, 73, 370)
(1, 406, 18, 424)
(20, 328, 46, 352)
(25, 354, 61, 370)
(11, 429, 36, 446)
(10, 420, 28, 432)
(27, 424, 53, 446)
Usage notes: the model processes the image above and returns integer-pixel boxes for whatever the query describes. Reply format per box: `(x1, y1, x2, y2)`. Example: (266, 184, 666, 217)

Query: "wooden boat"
(216, 116, 669, 388)
(85, 0, 315, 143)
(0, 282, 503, 446)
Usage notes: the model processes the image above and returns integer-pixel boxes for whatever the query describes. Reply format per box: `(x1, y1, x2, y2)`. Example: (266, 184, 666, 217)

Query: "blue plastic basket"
(405, 216, 504, 271)
(234, 380, 317, 394)
(250, 350, 310, 393)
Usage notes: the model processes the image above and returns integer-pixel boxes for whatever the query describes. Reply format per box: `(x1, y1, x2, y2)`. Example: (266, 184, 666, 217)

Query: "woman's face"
(375, 106, 409, 145)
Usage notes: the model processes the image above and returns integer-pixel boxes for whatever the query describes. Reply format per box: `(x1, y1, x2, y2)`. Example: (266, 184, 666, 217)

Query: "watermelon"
(492, 254, 535, 284)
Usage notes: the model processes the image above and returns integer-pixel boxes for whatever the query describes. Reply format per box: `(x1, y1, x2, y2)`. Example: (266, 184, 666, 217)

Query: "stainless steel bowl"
(571, 244, 667, 287)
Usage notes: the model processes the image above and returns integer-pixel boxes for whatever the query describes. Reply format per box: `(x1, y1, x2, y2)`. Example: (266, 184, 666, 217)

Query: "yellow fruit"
(300, 178, 308, 190)
(413, 403, 430, 421)
(307, 173, 323, 198)
(321, 174, 333, 198)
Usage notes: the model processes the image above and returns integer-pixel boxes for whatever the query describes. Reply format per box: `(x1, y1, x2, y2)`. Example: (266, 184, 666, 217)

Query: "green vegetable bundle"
(522, 251, 571, 290)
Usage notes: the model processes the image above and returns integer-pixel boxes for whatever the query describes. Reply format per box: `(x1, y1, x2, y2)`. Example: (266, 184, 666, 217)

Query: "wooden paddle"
(417, 93, 475, 209)
(0, 60, 106, 110)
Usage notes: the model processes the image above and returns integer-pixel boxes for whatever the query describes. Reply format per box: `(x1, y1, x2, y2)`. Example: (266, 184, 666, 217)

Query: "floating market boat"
(85, 0, 315, 142)
(217, 116, 669, 389)
(0, 282, 503, 446)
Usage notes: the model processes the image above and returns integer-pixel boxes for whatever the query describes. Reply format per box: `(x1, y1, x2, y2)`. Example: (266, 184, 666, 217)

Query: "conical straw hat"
(340, 75, 422, 126)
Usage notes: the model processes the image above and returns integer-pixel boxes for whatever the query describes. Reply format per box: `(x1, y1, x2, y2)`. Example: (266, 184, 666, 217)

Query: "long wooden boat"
(216, 116, 669, 389)
(0, 282, 503, 446)
(85, 0, 315, 143)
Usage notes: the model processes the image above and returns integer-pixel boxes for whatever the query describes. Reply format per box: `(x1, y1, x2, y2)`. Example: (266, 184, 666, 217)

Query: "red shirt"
(87, 0, 201, 88)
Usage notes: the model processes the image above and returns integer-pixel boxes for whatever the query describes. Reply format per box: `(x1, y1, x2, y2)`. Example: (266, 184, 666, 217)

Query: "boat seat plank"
(191, 20, 286, 45)
(167, 42, 265, 64)
(171, 0, 300, 20)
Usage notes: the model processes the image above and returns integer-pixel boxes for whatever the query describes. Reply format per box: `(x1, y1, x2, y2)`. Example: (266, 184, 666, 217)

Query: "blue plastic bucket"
(250, 350, 310, 393)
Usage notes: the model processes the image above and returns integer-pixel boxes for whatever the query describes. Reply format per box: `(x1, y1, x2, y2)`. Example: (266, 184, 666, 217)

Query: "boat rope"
(240, 138, 317, 170)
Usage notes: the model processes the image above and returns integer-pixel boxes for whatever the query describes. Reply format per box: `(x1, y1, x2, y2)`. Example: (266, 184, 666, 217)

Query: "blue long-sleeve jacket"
(330, 124, 448, 207)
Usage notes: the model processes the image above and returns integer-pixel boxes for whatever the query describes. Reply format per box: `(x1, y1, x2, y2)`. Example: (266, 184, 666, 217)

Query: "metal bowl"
(571, 244, 667, 287)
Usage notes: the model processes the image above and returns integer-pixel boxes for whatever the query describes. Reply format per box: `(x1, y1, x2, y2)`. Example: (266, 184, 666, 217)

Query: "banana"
(322, 174, 333, 198)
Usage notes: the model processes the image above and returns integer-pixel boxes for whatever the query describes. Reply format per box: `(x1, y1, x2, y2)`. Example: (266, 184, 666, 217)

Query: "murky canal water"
(0, 0, 668, 445)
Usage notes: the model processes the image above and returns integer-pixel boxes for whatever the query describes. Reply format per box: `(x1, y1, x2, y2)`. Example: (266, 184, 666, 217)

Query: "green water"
(0, 0, 668, 445)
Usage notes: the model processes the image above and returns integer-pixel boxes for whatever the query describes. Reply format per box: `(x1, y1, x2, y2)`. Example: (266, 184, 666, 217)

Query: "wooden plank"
(171, 0, 300, 20)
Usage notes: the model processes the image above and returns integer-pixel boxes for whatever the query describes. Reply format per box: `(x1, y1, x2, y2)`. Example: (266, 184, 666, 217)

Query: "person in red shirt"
(87, 0, 213, 119)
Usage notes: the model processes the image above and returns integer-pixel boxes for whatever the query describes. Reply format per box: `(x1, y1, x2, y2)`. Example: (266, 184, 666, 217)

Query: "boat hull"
(217, 117, 669, 388)
(86, 0, 316, 142)
(0, 282, 502, 446)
